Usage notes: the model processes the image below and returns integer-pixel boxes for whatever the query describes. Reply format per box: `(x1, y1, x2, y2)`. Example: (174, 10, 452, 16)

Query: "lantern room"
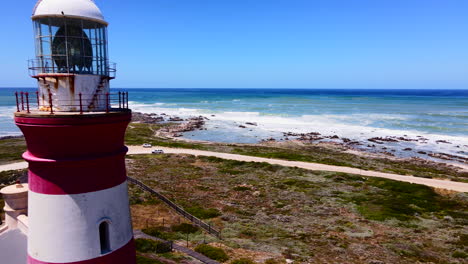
(32, 16, 108, 76)
(29, 0, 117, 112)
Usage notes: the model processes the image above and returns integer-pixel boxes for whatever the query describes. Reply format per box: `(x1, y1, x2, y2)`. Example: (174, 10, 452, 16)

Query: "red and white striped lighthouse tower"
(14, 0, 136, 263)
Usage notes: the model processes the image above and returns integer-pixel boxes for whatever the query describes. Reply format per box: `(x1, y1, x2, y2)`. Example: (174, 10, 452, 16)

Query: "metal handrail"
(127, 177, 222, 239)
(28, 58, 116, 78)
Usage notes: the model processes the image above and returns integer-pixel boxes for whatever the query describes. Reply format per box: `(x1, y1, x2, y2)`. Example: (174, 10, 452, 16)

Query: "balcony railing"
(15, 91, 129, 114)
(28, 58, 116, 78)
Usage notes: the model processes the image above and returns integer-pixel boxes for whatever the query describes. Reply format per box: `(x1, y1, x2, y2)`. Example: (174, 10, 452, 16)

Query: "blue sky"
(1, 0, 467, 89)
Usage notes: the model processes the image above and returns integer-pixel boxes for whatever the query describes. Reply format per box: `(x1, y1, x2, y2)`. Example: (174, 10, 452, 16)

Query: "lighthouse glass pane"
(49, 18, 64, 36)
(40, 23, 50, 37)
(32, 18, 109, 76)
(40, 38, 51, 56)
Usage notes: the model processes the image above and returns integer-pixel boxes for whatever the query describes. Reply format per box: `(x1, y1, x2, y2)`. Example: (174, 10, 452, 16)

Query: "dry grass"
(127, 154, 468, 263)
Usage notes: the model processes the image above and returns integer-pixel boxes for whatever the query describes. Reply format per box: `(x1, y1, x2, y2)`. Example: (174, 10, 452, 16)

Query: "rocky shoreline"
(132, 112, 207, 138)
(131, 112, 468, 167)
(261, 131, 468, 166)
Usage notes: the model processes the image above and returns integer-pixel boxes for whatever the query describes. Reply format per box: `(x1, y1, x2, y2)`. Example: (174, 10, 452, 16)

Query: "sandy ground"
(0, 162, 28, 172)
(1, 146, 467, 192)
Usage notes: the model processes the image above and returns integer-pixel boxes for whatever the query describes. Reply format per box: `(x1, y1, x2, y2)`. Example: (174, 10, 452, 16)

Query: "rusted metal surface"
(34, 75, 109, 112)
(15, 92, 20, 112)
(25, 93, 30, 113)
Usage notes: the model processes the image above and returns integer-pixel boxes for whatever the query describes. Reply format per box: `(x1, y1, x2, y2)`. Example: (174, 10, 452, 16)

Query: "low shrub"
(135, 238, 171, 253)
(233, 186, 251, 191)
(171, 223, 199, 233)
(135, 238, 156, 253)
(142, 226, 179, 241)
(452, 251, 467, 259)
(186, 206, 222, 219)
(142, 227, 164, 238)
(194, 244, 229, 262)
(136, 255, 164, 264)
(265, 259, 286, 264)
(231, 258, 255, 264)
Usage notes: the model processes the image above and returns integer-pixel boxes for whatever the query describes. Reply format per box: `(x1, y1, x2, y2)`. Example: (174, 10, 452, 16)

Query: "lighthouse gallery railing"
(14, 91, 129, 114)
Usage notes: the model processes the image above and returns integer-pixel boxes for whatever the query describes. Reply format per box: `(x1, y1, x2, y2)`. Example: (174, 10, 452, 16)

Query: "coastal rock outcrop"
(132, 112, 164, 123)
(157, 116, 206, 138)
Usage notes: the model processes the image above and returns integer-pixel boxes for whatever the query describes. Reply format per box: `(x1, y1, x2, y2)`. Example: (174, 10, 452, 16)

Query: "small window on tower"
(99, 221, 110, 254)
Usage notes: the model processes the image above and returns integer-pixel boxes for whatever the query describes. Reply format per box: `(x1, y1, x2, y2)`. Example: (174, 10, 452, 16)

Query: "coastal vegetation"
(194, 244, 229, 262)
(135, 238, 171, 254)
(125, 122, 468, 182)
(127, 153, 468, 263)
(0, 137, 26, 165)
(136, 255, 164, 264)
(126, 122, 207, 150)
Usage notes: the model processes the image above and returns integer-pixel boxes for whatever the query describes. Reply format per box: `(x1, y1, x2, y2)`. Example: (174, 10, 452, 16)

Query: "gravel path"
(0, 162, 28, 172)
(128, 146, 468, 192)
(1, 146, 467, 192)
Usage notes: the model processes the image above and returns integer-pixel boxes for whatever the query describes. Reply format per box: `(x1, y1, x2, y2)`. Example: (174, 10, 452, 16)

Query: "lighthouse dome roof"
(32, 0, 107, 25)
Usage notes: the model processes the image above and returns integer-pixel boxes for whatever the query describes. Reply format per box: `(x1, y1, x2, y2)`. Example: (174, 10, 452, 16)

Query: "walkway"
(1, 146, 467, 192)
(134, 230, 220, 264)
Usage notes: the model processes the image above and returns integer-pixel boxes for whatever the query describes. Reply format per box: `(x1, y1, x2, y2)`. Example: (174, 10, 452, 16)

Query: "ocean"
(1, 88, 467, 160)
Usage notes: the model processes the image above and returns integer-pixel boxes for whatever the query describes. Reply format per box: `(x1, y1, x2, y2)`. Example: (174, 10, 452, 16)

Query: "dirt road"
(0, 161, 28, 172)
(1, 146, 467, 192)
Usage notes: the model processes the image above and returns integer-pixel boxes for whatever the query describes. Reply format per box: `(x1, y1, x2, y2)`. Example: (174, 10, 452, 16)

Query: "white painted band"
(28, 181, 133, 263)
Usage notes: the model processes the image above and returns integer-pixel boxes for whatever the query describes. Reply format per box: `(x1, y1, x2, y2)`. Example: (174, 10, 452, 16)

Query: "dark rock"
(436, 140, 451, 144)
(368, 137, 398, 143)
(169, 116, 184, 121)
(132, 112, 164, 123)
(0, 135, 24, 140)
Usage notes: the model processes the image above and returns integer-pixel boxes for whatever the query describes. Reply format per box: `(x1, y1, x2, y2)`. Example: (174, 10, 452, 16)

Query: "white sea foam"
(0, 106, 22, 137)
(0, 106, 16, 118)
(128, 101, 468, 158)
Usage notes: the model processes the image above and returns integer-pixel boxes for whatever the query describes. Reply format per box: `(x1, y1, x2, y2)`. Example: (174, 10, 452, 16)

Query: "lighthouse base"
(15, 110, 136, 264)
(28, 239, 135, 264)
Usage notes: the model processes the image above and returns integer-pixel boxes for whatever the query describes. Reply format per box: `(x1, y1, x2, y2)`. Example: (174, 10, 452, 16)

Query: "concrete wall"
(37, 75, 110, 112)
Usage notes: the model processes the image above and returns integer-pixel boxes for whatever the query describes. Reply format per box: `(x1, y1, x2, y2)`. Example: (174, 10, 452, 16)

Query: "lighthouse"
(13, 0, 137, 263)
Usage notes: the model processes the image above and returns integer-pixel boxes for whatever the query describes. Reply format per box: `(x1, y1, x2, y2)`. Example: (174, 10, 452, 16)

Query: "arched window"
(99, 221, 110, 254)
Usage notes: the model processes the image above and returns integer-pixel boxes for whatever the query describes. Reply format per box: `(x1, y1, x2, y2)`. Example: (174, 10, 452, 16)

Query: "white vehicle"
(142, 143, 152, 148)
(152, 149, 164, 154)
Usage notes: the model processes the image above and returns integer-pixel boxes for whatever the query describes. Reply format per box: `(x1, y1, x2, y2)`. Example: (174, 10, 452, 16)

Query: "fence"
(14, 91, 129, 114)
(127, 177, 222, 239)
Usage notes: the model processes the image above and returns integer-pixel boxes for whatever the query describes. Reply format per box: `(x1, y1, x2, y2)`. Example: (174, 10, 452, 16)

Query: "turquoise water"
(1, 88, 467, 158)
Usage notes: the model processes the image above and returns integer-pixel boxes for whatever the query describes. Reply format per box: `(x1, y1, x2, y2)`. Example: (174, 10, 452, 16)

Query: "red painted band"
(15, 113, 130, 159)
(15, 111, 131, 126)
(26, 148, 128, 195)
(28, 238, 136, 264)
